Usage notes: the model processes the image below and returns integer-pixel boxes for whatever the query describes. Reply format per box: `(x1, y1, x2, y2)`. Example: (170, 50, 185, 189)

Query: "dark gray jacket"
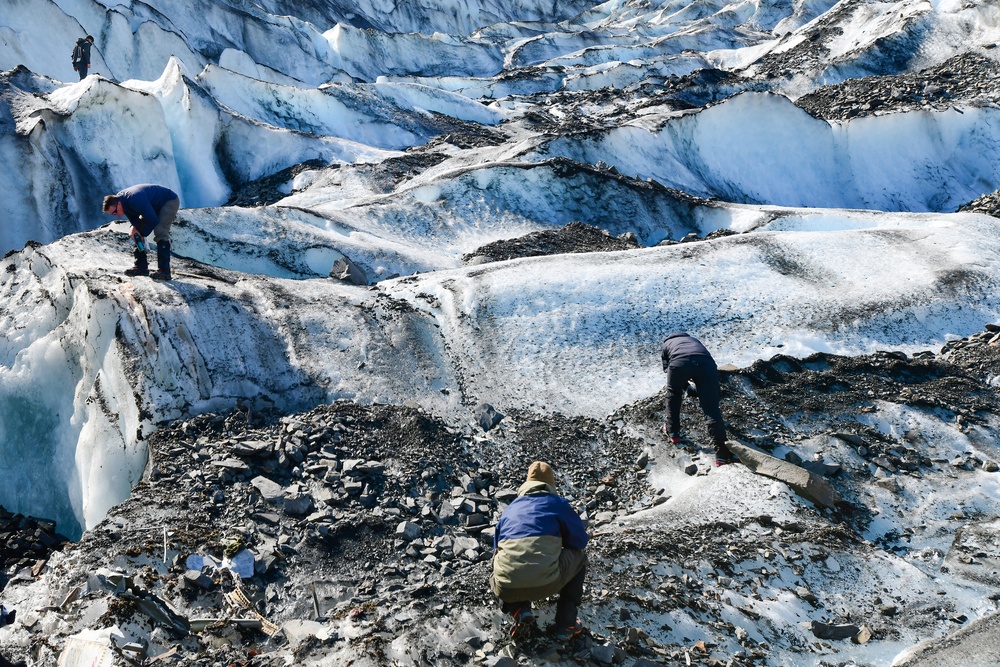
(72, 38, 93, 67)
(661, 333, 713, 372)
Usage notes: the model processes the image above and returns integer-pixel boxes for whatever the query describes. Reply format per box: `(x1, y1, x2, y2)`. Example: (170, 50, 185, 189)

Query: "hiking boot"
(552, 620, 585, 642)
(509, 608, 535, 640)
(661, 423, 683, 444)
(150, 240, 172, 280)
(715, 448, 739, 466)
(125, 249, 149, 276)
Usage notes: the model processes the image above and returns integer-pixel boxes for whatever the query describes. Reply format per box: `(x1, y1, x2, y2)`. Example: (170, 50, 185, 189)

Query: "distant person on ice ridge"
(103, 184, 180, 281)
(660, 332, 737, 466)
(71, 35, 95, 81)
(490, 461, 589, 642)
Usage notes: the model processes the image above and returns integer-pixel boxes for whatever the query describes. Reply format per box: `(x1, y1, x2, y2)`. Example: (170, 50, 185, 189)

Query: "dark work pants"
(553, 561, 586, 627)
(665, 356, 726, 448)
(500, 560, 587, 628)
(76, 65, 88, 80)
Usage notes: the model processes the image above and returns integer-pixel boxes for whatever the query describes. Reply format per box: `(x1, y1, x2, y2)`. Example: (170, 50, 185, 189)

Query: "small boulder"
(329, 255, 368, 285)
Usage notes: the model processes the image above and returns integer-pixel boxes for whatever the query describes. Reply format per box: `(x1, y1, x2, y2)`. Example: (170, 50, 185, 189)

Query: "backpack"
(72, 41, 84, 64)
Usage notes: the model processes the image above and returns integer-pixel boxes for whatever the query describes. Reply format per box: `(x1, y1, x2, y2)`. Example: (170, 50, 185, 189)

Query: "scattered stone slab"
(944, 519, 1000, 586)
(893, 609, 1000, 666)
(726, 440, 842, 509)
(808, 620, 860, 640)
(250, 476, 284, 503)
(476, 403, 504, 432)
(329, 255, 368, 285)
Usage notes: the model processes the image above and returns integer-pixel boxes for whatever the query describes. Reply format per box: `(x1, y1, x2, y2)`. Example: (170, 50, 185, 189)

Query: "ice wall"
(539, 93, 1000, 212)
(0, 243, 143, 539)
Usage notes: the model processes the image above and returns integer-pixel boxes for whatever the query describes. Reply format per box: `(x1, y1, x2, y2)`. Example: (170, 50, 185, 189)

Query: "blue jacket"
(492, 481, 587, 593)
(116, 184, 179, 236)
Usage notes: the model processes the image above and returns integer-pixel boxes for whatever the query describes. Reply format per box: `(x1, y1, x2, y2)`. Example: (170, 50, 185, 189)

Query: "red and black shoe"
(715, 448, 740, 466)
(661, 423, 683, 445)
(553, 620, 586, 642)
(509, 608, 535, 640)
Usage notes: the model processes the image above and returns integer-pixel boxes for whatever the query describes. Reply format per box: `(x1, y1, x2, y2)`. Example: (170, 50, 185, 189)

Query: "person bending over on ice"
(103, 184, 180, 281)
(490, 461, 588, 641)
(661, 332, 737, 466)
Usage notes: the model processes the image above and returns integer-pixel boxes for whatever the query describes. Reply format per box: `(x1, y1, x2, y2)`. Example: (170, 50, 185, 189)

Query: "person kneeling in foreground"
(103, 184, 180, 281)
(490, 461, 588, 641)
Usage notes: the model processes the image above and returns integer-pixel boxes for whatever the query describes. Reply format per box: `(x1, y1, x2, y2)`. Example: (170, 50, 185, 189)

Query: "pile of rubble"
(795, 52, 1000, 121)
(958, 189, 1000, 217)
(0, 509, 67, 589)
(4, 324, 1000, 665)
(463, 221, 640, 264)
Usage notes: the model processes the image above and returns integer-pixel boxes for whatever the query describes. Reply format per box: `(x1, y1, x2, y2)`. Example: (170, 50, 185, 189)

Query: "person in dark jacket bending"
(490, 461, 588, 641)
(103, 184, 180, 281)
(661, 332, 736, 465)
(71, 36, 95, 81)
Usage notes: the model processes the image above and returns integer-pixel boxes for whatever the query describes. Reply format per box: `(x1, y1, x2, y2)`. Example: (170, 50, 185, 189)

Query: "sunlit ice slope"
(2, 0, 1000, 542)
(3, 205, 1000, 536)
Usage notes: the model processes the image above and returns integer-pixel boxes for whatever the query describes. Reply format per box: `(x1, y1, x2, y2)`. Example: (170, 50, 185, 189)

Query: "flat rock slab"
(726, 440, 842, 509)
(893, 609, 1000, 666)
(944, 519, 1000, 586)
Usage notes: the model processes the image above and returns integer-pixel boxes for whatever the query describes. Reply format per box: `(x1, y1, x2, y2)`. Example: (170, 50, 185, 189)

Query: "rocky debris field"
(3, 318, 1000, 666)
(463, 221, 640, 264)
(959, 189, 1000, 217)
(0, 511, 67, 590)
(794, 52, 1000, 121)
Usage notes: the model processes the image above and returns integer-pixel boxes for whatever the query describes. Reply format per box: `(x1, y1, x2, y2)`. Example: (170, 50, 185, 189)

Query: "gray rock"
(233, 440, 272, 457)
(591, 644, 616, 663)
(397, 521, 421, 541)
(727, 440, 841, 508)
(250, 476, 284, 504)
(284, 493, 315, 516)
(476, 403, 504, 432)
(494, 488, 518, 503)
(183, 570, 214, 589)
(329, 255, 368, 285)
(211, 459, 250, 474)
(891, 608, 1000, 665)
(453, 536, 480, 553)
(437, 500, 457, 523)
(795, 586, 818, 603)
(809, 620, 860, 640)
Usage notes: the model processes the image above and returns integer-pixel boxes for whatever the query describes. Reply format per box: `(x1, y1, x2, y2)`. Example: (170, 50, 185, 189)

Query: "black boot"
(714, 443, 739, 466)
(151, 240, 172, 281)
(124, 250, 149, 276)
